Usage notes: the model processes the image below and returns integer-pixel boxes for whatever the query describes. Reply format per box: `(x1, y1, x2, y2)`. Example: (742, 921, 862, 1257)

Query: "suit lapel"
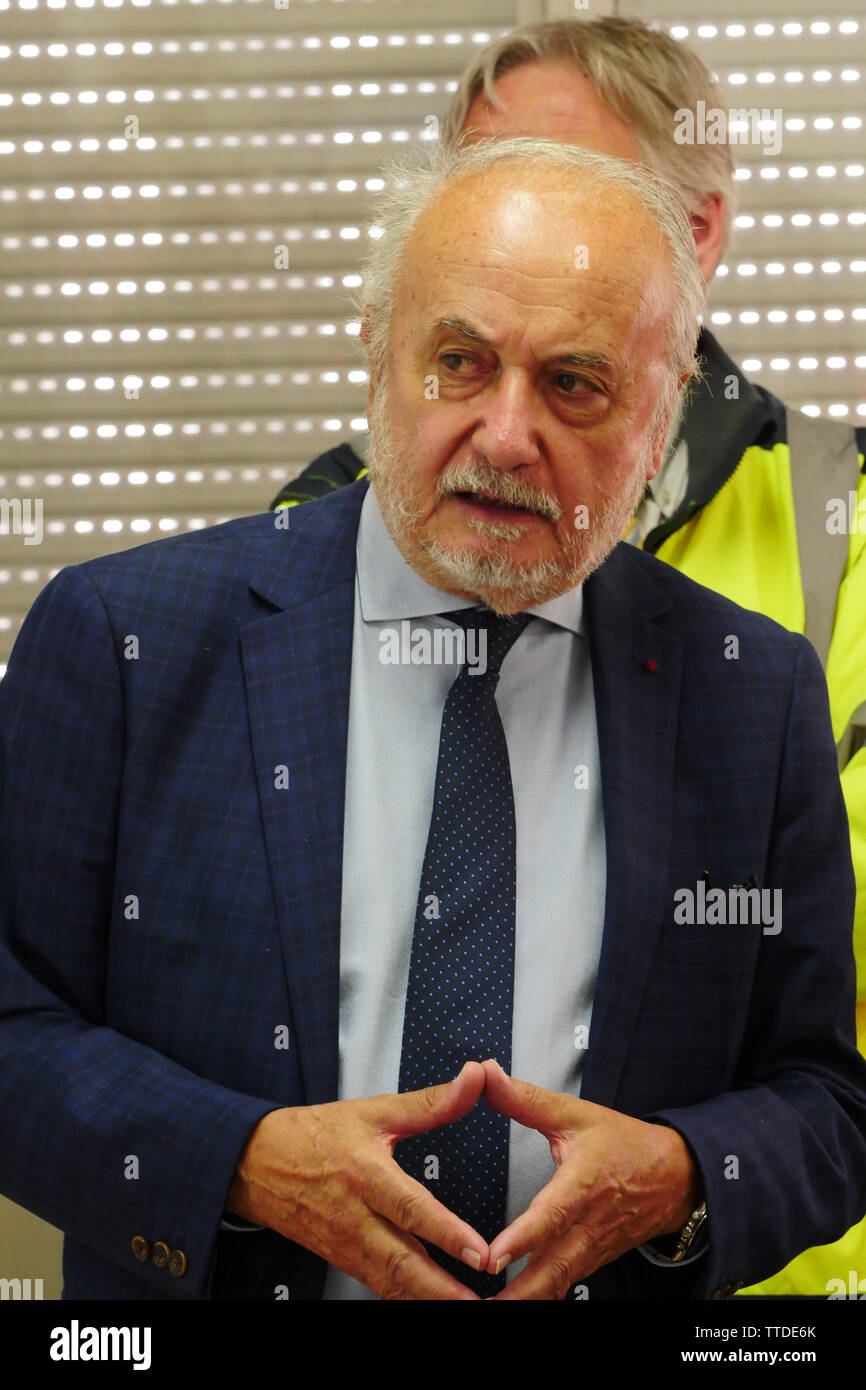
(579, 545, 683, 1110)
(240, 482, 368, 1105)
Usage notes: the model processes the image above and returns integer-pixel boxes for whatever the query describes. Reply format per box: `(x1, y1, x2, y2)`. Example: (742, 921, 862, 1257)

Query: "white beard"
(366, 379, 653, 614)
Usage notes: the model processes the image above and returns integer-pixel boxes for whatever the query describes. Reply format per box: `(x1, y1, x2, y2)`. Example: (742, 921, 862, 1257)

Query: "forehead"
(462, 61, 643, 162)
(399, 171, 673, 359)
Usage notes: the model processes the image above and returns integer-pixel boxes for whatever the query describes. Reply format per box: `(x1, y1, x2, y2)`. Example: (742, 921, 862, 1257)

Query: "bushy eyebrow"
(432, 316, 615, 376)
(436, 315, 487, 343)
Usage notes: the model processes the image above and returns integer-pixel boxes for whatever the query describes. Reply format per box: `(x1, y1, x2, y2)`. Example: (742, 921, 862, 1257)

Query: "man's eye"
(440, 352, 473, 372)
(554, 372, 597, 395)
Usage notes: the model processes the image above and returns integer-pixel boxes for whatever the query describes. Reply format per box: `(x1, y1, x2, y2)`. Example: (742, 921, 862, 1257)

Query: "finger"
(481, 1059, 581, 1136)
(347, 1213, 482, 1301)
(489, 1225, 594, 1301)
(485, 1163, 587, 1274)
(372, 1060, 486, 1140)
(368, 1158, 489, 1274)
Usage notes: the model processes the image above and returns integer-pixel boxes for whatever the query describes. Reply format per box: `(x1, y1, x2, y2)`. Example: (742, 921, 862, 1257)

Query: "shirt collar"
(357, 483, 586, 638)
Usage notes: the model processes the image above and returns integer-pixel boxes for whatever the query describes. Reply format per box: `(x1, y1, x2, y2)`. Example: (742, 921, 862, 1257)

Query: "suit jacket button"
(168, 1248, 188, 1278)
(152, 1241, 171, 1269)
(131, 1236, 151, 1262)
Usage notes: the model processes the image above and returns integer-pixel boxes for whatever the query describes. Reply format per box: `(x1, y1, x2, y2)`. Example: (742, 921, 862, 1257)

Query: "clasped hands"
(226, 1058, 699, 1300)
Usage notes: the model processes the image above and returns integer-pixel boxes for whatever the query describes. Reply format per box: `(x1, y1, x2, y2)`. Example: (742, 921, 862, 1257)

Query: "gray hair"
(359, 137, 704, 433)
(441, 17, 736, 261)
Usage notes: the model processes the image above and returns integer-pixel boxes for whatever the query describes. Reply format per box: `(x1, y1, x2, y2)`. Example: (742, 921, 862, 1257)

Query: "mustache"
(435, 460, 562, 523)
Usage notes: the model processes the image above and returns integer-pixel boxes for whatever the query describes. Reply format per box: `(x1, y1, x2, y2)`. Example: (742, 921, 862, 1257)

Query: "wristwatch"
(670, 1199, 708, 1261)
(644, 1198, 708, 1263)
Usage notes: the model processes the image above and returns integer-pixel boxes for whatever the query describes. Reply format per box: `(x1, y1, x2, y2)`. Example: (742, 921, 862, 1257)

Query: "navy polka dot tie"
(395, 606, 533, 1297)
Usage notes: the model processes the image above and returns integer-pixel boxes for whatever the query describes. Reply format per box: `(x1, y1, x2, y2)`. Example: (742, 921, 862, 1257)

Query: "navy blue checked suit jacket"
(1, 477, 865, 1301)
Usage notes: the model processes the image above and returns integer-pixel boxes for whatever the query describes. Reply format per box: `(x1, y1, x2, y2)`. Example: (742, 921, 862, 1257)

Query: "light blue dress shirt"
(322, 485, 607, 1297)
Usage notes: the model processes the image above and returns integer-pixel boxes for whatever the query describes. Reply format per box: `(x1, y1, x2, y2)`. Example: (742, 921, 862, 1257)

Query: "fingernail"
(493, 1254, 511, 1276)
(461, 1247, 482, 1270)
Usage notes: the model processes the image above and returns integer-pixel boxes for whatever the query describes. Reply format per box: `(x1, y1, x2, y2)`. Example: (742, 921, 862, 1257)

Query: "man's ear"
(359, 308, 379, 408)
(690, 193, 725, 282)
(647, 371, 692, 479)
(359, 306, 373, 352)
(646, 438, 665, 483)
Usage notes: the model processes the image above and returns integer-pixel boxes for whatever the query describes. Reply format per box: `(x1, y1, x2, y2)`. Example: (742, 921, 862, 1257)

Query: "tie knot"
(441, 607, 533, 677)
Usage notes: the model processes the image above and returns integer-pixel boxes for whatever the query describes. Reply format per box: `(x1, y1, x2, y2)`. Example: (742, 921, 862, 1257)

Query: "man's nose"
(470, 372, 543, 470)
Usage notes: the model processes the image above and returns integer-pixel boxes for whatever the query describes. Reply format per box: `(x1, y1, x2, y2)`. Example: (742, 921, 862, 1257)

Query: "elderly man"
(273, 19, 866, 1295)
(1, 140, 864, 1302)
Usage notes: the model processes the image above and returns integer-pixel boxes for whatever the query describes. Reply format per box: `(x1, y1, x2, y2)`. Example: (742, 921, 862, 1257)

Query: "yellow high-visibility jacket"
(271, 327, 866, 1296)
(645, 333, 866, 1297)
(638, 335, 866, 1046)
